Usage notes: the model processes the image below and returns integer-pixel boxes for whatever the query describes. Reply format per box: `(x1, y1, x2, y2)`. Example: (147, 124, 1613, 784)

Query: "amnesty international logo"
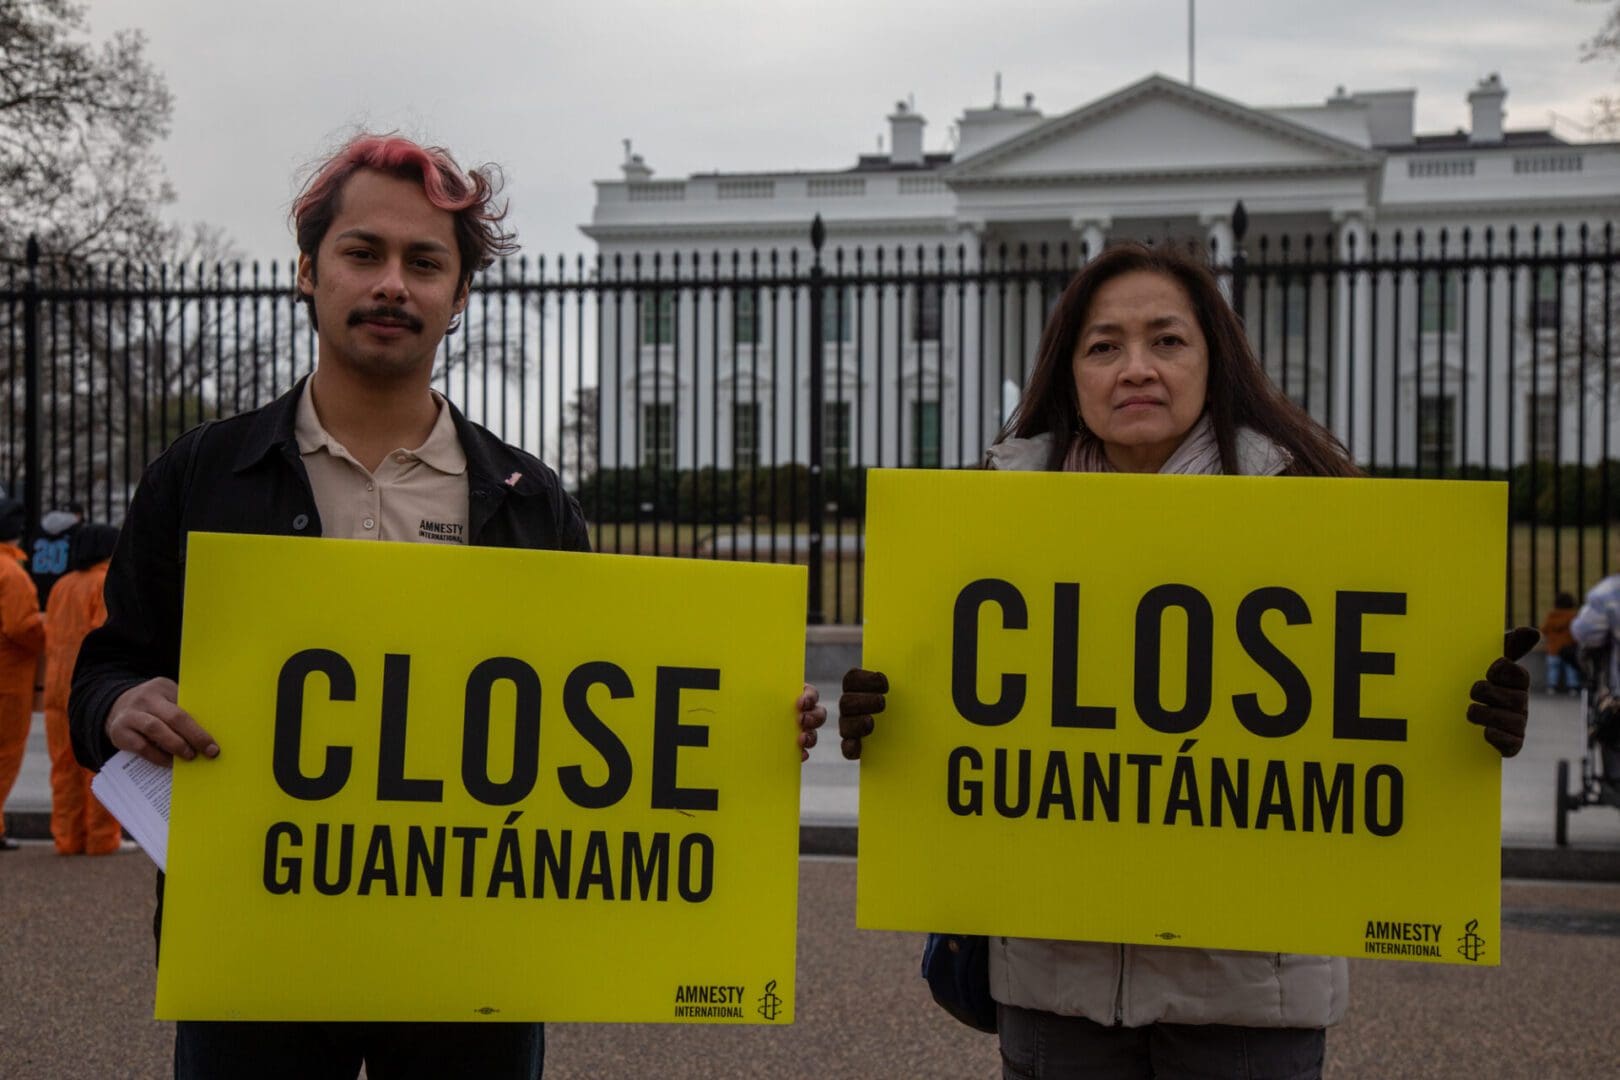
(1457, 918, 1487, 963)
(757, 979, 783, 1021)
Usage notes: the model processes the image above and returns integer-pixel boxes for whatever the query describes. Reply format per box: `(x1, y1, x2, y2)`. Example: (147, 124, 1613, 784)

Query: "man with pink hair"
(70, 132, 828, 1078)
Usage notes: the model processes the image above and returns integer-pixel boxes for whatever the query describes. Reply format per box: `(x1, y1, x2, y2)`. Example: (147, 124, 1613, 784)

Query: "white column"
(1198, 212, 1237, 305)
(1070, 216, 1110, 263)
(957, 220, 990, 463)
(1334, 211, 1372, 461)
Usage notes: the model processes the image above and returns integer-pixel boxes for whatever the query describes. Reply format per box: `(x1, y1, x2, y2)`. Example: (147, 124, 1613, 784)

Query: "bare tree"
(0, 0, 177, 264)
(1582, 0, 1620, 137)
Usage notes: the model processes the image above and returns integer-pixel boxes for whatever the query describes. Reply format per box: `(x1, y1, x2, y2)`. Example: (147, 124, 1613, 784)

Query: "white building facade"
(582, 74, 1620, 474)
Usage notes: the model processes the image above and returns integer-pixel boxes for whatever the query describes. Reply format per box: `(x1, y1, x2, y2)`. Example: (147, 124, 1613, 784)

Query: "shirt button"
(363, 517, 376, 530)
(366, 482, 375, 492)
(394, 452, 410, 464)
(292, 514, 309, 530)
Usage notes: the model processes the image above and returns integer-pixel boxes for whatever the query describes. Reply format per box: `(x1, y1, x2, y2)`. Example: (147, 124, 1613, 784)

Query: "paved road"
(3, 846, 1618, 1078)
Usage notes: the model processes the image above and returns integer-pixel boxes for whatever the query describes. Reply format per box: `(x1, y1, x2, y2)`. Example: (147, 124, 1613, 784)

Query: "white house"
(581, 74, 1620, 475)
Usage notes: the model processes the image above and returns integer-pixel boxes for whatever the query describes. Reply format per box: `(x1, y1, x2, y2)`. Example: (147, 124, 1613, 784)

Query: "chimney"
(888, 100, 926, 166)
(620, 138, 653, 181)
(1468, 73, 1506, 144)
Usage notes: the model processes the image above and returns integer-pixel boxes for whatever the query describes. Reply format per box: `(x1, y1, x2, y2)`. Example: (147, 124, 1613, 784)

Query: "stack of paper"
(90, 750, 172, 871)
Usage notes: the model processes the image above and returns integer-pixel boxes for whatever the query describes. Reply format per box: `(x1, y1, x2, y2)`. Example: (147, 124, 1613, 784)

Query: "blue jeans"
(1547, 653, 1581, 692)
(998, 1004, 1324, 1080)
(173, 1020, 543, 1079)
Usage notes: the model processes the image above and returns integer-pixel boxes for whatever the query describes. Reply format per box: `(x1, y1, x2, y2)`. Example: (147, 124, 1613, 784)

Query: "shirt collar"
(295, 380, 467, 477)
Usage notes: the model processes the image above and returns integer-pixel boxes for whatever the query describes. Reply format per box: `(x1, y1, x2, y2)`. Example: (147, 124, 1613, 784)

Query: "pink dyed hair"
(291, 134, 517, 324)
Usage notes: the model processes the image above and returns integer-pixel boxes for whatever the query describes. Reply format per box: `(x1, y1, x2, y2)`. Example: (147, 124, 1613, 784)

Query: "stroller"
(1555, 644, 1620, 846)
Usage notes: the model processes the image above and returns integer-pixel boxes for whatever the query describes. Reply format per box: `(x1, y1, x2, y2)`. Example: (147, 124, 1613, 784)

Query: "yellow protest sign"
(158, 533, 806, 1021)
(857, 469, 1506, 966)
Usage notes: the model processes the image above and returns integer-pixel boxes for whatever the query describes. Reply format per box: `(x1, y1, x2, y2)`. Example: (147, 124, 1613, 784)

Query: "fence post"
(806, 216, 826, 625)
(21, 236, 41, 543)
(1230, 201, 1249, 324)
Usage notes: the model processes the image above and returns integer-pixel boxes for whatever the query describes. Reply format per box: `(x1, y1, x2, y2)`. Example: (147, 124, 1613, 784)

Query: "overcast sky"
(90, 0, 1617, 264)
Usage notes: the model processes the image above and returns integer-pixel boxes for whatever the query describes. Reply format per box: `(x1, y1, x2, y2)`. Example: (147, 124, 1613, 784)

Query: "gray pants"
(998, 1004, 1325, 1080)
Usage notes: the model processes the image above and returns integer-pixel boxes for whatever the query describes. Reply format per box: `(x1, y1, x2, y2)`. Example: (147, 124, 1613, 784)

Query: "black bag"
(1595, 693, 1620, 750)
(920, 933, 997, 1033)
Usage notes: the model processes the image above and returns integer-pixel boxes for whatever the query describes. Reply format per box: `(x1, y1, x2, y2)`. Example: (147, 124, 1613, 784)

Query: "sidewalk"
(10, 687, 1620, 873)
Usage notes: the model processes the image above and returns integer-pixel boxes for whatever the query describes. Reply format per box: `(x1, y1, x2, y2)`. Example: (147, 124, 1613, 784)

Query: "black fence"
(3, 210, 1616, 626)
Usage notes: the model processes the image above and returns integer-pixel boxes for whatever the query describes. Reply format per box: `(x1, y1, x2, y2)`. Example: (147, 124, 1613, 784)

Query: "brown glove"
(1467, 626, 1539, 757)
(838, 668, 888, 760)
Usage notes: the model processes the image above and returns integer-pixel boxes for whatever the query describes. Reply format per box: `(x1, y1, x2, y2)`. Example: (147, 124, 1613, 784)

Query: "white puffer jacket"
(982, 430, 1349, 1029)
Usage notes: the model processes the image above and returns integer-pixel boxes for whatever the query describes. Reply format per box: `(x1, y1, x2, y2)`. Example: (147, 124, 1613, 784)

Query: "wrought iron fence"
(3, 210, 1616, 626)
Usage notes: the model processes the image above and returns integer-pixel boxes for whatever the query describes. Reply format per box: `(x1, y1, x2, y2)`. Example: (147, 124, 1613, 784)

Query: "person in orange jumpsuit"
(0, 496, 46, 852)
(44, 524, 121, 854)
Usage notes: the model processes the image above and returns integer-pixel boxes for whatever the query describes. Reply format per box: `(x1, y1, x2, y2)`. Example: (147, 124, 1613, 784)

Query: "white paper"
(90, 750, 171, 871)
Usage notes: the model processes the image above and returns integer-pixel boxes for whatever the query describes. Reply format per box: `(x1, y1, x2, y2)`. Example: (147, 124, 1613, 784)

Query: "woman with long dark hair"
(839, 242, 1537, 1079)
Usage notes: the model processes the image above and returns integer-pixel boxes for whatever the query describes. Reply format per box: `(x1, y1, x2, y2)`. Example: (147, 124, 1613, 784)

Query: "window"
(822, 401, 851, 470)
(1420, 273, 1459, 334)
(734, 289, 760, 346)
(822, 286, 853, 343)
(1417, 395, 1455, 473)
(1282, 280, 1308, 339)
(1527, 393, 1559, 462)
(1530, 267, 1559, 331)
(911, 401, 941, 467)
(640, 292, 675, 346)
(640, 403, 673, 469)
(733, 402, 759, 469)
(912, 284, 941, 342)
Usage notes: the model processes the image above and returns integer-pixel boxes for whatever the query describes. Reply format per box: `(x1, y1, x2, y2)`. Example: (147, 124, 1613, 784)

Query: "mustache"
(347, 306, 424, 333)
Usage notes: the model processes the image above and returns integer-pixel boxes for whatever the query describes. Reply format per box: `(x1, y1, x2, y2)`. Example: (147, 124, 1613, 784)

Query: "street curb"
(13, 811, 1617, 880)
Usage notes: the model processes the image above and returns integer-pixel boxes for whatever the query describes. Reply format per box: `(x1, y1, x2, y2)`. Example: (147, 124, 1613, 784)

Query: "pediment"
(947, 75, 1380, 182)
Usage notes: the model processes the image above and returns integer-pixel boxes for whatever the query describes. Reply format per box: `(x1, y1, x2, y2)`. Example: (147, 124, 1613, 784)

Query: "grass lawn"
(1507, 523, 1620, 629)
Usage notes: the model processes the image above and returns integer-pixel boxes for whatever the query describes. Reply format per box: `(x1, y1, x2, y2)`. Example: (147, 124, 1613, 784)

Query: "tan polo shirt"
(295, 382, 470, 544)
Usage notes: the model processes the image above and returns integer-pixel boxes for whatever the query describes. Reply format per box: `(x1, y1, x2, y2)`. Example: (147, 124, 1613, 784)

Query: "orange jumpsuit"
(0, 542, 46, 843)
(44, 558, 121, 854)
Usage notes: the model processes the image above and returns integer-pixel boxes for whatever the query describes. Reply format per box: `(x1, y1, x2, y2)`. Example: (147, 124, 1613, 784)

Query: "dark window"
(640, 292, 675, 346)
(1530, 267, 1559, 331)
(823, 401, 851, 470)
(1420, 274, 1459, 334)
(911, 401, 941, 467)
(733, 402, 758, 469)
(822, 286, 853, 343)
(912, 284, 941, 342)
(734, 290, 760, 346)
(640, 403, 673, 469)
(1417, 394, 1455, 473)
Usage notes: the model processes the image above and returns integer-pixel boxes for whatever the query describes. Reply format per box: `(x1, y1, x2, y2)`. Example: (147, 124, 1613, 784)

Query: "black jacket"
(70, 378, 590, 770)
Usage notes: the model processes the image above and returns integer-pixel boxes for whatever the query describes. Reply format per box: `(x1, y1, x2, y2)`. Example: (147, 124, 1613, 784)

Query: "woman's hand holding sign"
(838, 669, 887, 760)
(1468, 627, 1539, 757)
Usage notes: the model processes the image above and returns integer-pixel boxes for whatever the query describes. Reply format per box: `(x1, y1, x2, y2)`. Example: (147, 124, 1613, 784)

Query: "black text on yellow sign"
(944, 580, 1410, 837)
(856, 469, 1506, 966)
(160, 534, 807, 1021)
(262, 653, 725, 904)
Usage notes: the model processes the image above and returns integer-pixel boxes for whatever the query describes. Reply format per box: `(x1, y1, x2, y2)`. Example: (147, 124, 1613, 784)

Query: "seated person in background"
(1572, 575, 1620, 806)
(1540, 592, 1580, 695)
